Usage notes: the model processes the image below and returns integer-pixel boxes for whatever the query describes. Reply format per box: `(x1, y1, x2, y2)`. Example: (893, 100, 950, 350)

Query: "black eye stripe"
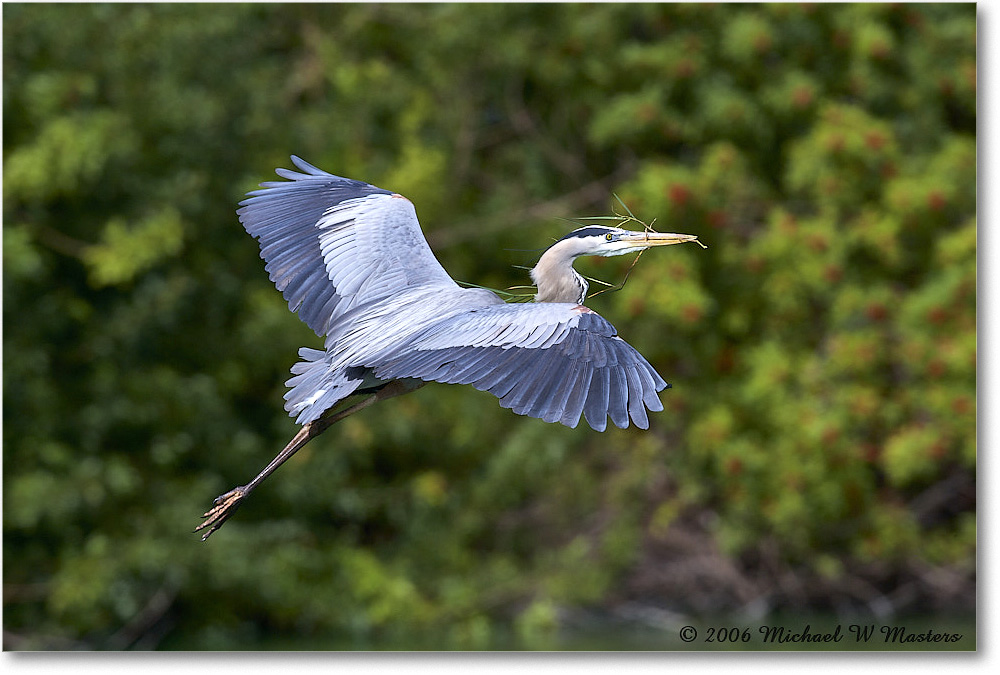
(557, 226, 616, 242)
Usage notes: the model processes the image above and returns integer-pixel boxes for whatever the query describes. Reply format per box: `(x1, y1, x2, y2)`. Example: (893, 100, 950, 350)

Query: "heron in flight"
(197, 156, 702, 540)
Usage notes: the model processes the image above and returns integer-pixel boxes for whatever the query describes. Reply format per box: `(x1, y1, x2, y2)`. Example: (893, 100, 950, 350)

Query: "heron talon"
(195, 486, 247, 541)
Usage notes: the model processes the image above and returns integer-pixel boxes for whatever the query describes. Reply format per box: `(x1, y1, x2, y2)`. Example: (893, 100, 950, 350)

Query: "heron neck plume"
(531, 240, 589, 304)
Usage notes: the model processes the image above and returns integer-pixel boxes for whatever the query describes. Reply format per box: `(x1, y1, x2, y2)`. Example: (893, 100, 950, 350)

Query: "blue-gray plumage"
(197, 156, 702, 539)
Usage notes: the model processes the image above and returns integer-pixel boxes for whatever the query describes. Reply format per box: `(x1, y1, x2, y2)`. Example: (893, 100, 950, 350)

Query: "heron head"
(531, 224, 704, 304)
(555, 225, 703, 258)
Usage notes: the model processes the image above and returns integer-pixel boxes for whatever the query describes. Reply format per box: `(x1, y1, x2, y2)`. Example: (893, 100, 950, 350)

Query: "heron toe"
(196, 486, 247, 540)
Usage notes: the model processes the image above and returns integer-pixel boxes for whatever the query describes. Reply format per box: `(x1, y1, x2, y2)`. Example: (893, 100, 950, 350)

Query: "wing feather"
(481, 349, 535, 399)
(584, 367, 611, 432)
(624, 365, 650, 429)
(561, 366, 594, 428)
(519, 353, 566, 421)
(608, 366, 629, 429)
(369, 303, 669, 431)
(441, 348, 498, 384)
(545, 360, 582, 424)
(239, 156, 458, 337)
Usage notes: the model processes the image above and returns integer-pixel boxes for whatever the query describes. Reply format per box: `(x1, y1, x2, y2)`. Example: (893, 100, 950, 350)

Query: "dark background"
(3, 3, 976, 650)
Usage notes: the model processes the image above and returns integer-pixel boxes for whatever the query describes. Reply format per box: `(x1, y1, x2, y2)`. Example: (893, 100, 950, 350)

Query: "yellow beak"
(619, 230, 707, 249)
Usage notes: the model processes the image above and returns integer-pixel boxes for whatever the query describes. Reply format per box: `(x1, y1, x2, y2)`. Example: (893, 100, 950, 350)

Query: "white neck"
(530, 239, 589, 304)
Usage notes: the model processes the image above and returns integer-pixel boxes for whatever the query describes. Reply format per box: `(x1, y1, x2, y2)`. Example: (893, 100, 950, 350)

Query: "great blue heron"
(197, 156, 702, 540)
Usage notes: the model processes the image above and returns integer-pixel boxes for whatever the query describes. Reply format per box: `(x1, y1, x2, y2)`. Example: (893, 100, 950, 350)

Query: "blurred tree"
(3, 3, 974, 649)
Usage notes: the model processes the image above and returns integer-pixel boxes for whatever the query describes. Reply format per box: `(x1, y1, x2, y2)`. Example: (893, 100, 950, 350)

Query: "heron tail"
(283, 348, 364, 425)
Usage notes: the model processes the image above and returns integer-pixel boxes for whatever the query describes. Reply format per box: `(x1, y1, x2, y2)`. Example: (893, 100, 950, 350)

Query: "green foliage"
(84, 208, 185, 287)
(3, 3, 974, 649)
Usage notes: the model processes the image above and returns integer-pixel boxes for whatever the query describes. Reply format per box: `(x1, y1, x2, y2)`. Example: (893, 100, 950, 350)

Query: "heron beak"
(620, 230, 707, 250)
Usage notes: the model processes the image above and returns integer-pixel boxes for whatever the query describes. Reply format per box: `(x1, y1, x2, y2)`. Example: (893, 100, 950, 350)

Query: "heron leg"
(196, 380, 423, 541)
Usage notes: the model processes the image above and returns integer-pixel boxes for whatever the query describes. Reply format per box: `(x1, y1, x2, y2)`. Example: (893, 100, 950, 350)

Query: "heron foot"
(195, 486, 247, 541)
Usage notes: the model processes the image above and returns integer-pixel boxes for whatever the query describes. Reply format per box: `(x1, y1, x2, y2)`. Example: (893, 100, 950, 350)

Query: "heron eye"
(605, 232, 614, 241)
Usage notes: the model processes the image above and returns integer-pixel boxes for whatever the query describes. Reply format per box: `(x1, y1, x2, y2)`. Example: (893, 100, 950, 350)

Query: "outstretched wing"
(238, 156, 458, 337)
(371, 303, 669, 431)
